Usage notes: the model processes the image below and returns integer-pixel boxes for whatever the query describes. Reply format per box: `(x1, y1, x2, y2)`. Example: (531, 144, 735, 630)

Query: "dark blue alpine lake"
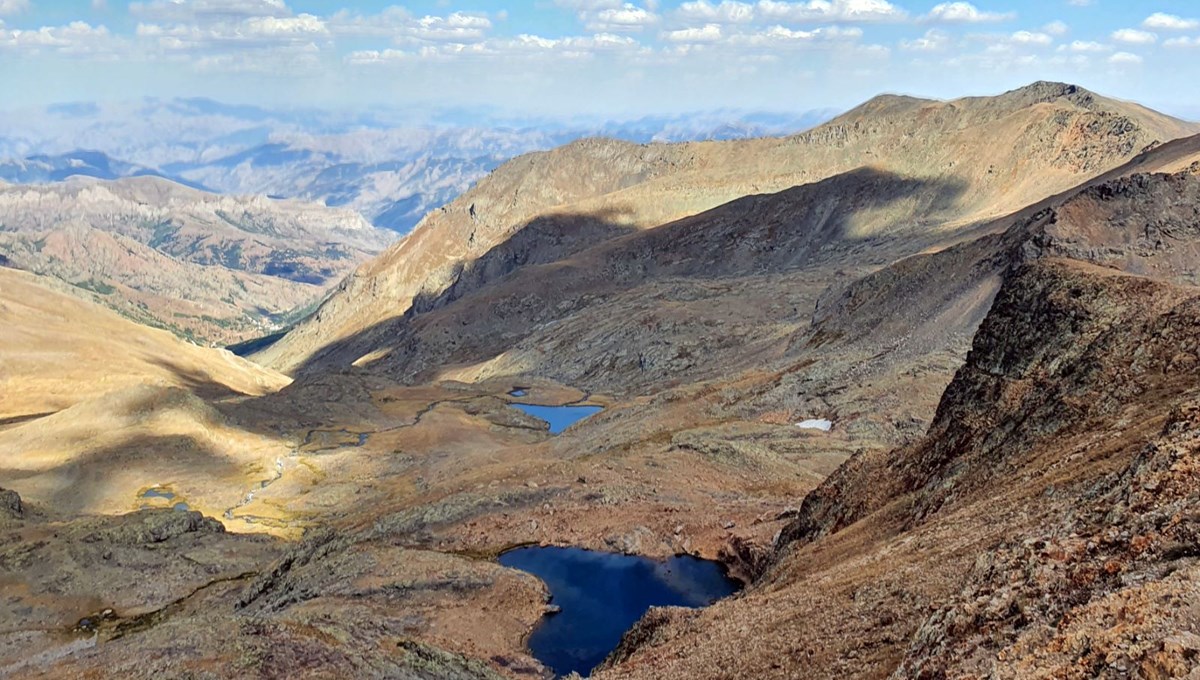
(498, 546, 741, 677)
(511, 403, 603, 434)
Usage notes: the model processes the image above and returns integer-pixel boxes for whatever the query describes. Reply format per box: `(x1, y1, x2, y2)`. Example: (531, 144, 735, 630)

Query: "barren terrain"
(4, 83, 1200, 679)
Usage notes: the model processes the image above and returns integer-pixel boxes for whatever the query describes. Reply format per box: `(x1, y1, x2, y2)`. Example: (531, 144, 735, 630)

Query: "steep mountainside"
(0, 176, 393, 344)
(588, 151, 1200, 680)
(260, 82, 1198, 374)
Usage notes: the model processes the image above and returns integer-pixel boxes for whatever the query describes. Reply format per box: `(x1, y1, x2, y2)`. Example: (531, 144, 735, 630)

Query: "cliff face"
(778, 168, 1200, 551)
(891, 262, 1200, 678)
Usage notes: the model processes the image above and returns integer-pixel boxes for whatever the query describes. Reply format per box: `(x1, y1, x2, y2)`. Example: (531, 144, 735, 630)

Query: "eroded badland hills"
(4, 82, 1200, 678)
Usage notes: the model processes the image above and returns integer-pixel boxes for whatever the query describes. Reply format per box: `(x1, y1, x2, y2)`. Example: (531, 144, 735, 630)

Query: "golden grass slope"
(0, 266, 295, 525)
(0, 266, 288, 422)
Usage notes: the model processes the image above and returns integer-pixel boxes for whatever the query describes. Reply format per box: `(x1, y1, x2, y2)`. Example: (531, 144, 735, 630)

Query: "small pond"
(141, 487, 175, 500)
(511, 404, 603, 434)
(139, 487, 191, 512)
(498, 546, 741, 677)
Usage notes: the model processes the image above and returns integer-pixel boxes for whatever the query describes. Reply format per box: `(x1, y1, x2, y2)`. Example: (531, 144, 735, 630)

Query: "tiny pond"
(511, 404, 603, 434)
(498, 546, 741, 677)
(139, 487, 190, 512)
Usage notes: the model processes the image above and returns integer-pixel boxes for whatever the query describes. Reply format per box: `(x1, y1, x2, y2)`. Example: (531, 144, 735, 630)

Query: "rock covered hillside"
(0, 175, 394, 344)
(592, 146, 1200, 680)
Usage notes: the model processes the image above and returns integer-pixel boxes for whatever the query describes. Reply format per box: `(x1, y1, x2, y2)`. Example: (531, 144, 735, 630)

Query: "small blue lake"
(512, 404, 603, 434)
(139, 487, 191, 512)
(498, 546, 741, 677)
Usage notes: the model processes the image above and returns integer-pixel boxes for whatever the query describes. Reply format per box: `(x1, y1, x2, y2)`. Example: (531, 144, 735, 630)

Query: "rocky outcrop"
(0, 488, 22, 520)
(777, 169, 1200, 552)
(895, 395, 1200, 677)
(77, 508, 226, 545)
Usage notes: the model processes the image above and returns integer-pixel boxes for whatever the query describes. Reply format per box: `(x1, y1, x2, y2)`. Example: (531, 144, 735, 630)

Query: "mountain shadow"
(282, 166, 969, 390)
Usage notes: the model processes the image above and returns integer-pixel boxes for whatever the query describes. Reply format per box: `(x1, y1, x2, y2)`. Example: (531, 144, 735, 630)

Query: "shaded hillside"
(0, 176, 394, 344)
(0, 266, 296, 524)
(260, 82, 1198, 374)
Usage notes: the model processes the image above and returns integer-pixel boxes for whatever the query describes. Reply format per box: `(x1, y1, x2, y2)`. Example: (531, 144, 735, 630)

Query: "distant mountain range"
(0, 99, 836, 232)
(0, 175, 392, 345)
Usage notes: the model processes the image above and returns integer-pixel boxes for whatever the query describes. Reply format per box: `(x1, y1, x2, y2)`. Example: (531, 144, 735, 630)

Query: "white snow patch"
(796, 419, 833, 432)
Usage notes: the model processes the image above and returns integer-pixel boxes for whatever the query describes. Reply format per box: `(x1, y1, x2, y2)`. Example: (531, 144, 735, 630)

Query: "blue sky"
(2, 1, 1200, 118)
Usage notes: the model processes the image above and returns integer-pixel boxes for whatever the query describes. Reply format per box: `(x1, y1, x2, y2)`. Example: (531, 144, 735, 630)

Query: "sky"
(2, 0, 1200, 119)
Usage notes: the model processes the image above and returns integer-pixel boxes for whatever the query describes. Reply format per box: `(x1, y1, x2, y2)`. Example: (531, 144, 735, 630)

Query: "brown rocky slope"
(593, 166, 1200, 679)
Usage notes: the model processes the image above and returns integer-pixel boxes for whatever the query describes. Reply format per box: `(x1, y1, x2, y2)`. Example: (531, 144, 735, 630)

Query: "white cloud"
(327, 7, 413, 37)
(732, 24, 863, 46)
(137, 13, 327, 50)
(1108, 51, 1143, 65)
(677, 1, 755, 24)
(663, 23, 723, 42)
(756, 0, 907, 23)
(587, 3, 659, 31)
(347, 30, 645, 65)
(900, 28, 950, 51)
(1164, 36, 1200, 48)
(923, 2, 1014, 24)
(1042, 20, 1068, 36)
(0, 20, 118, 55)
(1065, 0, 1092, 6)
(1060, 39, 1108, 52)
(502, 32, 642, 54)
(1010, 30, 1052, 46)
(1111, 28, 1156, 45)
(129, 0, 291, 23)
(0, 0, 29, 16)
(1143, 13, 1199, 31)
(245, 14, 327, 37)
(409, 13, 492, 42)
(554, 0, 624, 9)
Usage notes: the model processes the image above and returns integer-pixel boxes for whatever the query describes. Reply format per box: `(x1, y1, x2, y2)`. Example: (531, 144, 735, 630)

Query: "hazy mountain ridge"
(0, 99, 836, 232)
(0, 175, 394, 344)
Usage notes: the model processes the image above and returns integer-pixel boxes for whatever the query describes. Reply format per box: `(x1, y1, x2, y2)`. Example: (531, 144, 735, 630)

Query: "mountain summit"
(257, 82, 1198, 375)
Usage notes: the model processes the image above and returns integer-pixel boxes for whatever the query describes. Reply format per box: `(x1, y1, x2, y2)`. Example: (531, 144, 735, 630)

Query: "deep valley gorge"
(4, 81, 1200, 679)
